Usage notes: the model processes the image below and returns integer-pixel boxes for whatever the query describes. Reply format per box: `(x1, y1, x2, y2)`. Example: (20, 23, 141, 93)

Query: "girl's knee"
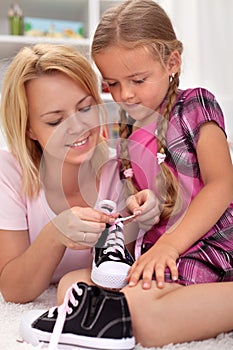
(57, 268, 91, 304)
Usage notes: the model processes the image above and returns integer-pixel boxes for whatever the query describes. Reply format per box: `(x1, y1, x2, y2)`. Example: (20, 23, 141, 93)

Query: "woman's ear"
(167, 50, 181, 75)
(27, 127, 37, 141)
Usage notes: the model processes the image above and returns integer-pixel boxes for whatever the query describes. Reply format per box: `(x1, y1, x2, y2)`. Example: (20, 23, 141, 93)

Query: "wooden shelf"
(0, 34, 90, 59)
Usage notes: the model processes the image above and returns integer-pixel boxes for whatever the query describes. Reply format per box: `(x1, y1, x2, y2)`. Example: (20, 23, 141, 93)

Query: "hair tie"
(157, 152, 166, 165)
(124, 168, 134, 178)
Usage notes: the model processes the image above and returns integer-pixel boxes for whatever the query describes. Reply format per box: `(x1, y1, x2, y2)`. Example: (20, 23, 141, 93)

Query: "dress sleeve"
(177, 87, 226, 149)
(0, 150, 28, 230)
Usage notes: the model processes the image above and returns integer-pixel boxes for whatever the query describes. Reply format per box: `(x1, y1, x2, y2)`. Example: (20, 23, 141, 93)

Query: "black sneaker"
(20, 282, 135, 350)
(91, 221, 134, 290)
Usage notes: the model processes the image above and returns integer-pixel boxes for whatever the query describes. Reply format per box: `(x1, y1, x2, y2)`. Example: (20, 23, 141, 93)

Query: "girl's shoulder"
(174, 87, 225, 130)
(176, 87, 223, 114)
(177, 87, 216, 101)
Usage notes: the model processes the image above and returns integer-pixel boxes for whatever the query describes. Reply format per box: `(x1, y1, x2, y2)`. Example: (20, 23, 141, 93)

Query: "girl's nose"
(120, 84, 135, 102)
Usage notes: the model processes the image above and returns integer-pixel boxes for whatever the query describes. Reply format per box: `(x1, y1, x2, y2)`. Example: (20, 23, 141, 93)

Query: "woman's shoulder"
(0, 149, 22, 176)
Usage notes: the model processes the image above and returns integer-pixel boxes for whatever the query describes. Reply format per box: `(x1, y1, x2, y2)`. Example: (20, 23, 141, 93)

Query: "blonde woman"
(0, 43, 157, 307)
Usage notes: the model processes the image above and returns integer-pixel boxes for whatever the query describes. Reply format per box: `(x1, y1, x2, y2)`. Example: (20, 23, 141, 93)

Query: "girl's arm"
(162, 122, 233, 253)
(127, 122, 233, 289)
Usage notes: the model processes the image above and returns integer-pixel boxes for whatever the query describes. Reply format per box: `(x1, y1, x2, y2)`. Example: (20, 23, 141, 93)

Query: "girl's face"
(26, 73, 100, 165)
(94, 46, 179, 125)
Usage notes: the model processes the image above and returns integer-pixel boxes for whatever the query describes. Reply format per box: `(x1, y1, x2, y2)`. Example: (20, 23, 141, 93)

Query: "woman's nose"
(66, 113, 83, 134)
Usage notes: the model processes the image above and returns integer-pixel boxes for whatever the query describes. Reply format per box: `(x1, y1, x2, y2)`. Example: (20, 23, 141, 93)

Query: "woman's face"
(26, 72, 100, 165)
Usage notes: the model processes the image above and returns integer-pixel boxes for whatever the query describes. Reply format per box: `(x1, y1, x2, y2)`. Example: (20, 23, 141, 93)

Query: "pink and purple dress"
(127, 87, 233, 285)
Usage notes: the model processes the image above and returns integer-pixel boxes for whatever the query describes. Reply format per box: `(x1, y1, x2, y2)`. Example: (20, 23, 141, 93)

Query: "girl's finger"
(155, 264, 165, 289)
(167, 258, 179, 281)
(141, 265, 154, 289)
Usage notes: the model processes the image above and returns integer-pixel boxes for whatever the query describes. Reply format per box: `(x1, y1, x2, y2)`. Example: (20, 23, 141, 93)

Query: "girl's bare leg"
(123, 281, 233, 348)
(56, 269, 233, 347)
(57, 268, 92, 304)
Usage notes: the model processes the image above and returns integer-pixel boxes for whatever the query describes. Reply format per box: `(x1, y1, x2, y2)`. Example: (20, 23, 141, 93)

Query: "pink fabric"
(128, 120, 203, 258)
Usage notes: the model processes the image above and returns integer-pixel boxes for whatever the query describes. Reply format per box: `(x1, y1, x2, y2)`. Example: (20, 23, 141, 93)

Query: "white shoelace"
(103, 221, 126, 260)
(47, 283, 83, 350)
(114, 213, 136, 223)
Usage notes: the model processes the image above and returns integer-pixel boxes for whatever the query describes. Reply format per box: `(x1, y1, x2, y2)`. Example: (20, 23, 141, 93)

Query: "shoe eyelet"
(77, 288, 83, 296)
(67, 307, 73, 315)
(73, 300, 79, 307)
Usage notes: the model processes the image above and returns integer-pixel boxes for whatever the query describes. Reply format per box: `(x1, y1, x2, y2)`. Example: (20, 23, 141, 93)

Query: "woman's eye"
(107, 82, 117, 87)
(47, 118, 63, 126)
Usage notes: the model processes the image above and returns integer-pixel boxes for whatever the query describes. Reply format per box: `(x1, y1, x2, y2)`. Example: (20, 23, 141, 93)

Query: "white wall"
(159, 0, 233, 143)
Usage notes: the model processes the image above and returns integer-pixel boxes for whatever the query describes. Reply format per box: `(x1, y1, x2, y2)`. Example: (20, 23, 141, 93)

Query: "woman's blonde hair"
(0, 44, 103, 198)
(92, 0, 183, 220)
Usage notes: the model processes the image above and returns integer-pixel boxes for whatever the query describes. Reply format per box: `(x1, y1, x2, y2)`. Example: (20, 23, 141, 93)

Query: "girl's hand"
(127, 238, 179, 289)
(53, 206, 115, 249)
(126, 189, 160, 231)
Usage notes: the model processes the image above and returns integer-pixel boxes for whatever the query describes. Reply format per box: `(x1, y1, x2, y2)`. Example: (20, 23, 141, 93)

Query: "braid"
(118, 109, 138, 197)
(91, 0, 185, 221)
(157, 73, 182, 220)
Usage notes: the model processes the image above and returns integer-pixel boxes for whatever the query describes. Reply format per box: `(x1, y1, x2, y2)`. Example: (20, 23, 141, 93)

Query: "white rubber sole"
(91, 261, 131, 289)
(20, 310, 135, 350)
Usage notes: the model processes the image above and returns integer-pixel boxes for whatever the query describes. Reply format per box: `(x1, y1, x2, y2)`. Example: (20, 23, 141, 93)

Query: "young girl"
(91, 0, 233, 289)
(0, 43, 156, 304)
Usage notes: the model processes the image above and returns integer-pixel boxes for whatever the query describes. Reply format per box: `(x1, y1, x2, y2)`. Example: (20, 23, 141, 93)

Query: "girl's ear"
(167, 50, 181, 75)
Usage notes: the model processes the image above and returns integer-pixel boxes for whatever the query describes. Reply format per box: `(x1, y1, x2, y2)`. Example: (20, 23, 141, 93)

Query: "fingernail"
(129, 281, 135, 287)
(134, 209, 141, 215)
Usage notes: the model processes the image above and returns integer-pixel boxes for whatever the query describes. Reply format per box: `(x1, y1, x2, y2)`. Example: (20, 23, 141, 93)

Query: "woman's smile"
(65, 135, 89, 148)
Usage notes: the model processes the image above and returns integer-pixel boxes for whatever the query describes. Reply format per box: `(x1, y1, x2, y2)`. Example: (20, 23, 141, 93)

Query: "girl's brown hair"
(91, 0, 183, 220)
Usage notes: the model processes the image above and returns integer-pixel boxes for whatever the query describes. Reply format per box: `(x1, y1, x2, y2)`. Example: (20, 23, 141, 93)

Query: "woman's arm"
(0, 208, 112, 303)
(0, 223, 66, 303)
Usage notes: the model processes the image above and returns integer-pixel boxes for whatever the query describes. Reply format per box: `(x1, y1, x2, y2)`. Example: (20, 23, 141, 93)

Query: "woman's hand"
(127, 237, 179, 289)
(53, 206, 115, 249)
(126, 189, 160, 231)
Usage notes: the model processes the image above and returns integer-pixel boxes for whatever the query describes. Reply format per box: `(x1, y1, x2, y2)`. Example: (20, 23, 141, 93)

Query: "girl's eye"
(79, 105, 91, 113)
(133, 78, 146, 84)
